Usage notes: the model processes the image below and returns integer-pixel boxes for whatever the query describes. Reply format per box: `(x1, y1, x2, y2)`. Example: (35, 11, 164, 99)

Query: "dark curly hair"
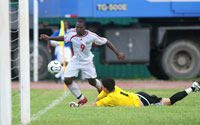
(101, 78, 115, 91)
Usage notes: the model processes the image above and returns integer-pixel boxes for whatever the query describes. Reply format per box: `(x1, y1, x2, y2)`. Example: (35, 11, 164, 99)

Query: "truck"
(11, 0, 200, 80)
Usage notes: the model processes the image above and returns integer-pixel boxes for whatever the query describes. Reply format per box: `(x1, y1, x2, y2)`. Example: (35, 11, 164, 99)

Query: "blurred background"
(10, 0, 200, 81)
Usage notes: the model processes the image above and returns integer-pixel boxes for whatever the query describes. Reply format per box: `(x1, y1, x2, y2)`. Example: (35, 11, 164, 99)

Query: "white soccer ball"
(47, 60, 62, 74)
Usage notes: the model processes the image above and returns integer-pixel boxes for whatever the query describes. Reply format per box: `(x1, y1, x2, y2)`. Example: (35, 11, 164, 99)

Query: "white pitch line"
(31, 91, 70, 121)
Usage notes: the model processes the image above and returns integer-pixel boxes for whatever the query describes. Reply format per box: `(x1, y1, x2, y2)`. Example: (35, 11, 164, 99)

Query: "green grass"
(12, 89, 200, 125)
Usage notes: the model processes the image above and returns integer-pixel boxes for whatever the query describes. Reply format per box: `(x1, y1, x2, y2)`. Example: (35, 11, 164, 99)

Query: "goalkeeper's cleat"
(70, 102, 80, 107)
(78, 97, 88, 105)
(191, 81, 200, 92)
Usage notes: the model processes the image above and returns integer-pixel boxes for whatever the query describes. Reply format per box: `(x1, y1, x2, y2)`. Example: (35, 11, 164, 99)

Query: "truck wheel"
(161, 40, 200, 79)
(12, 42, 52, 80)
(147, 51, 169, 80)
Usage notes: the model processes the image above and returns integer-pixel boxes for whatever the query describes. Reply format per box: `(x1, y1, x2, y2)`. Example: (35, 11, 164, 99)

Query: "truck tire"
(161, 40, 200, 79)
(147, 50, 169, 80)
(12, 42, 52, 80)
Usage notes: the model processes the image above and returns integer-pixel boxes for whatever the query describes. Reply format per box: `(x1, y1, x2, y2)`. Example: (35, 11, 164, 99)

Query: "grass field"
(12, 88, 200, 125)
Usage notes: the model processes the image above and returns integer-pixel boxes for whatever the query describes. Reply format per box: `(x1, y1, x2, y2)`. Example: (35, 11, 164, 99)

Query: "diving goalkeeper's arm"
(70, 98, 99, 107)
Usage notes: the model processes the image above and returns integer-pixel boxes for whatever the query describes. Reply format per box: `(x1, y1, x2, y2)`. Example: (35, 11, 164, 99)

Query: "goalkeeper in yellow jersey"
(70, 78, 200, 107)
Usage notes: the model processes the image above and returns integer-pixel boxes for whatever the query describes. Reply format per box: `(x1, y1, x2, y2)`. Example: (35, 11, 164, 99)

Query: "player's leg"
(168, 81, 200, 105)
(60, 70, 64, 83)
(64, 60, 87, 105)
(54, 66, 64, 83)
(64, 77, 87, 105)
(81, 61, 102, 93)
(137, 81, 200, 106)
(88, 78, 102, 93)
(54, 46, 62, 83)
(60, 62, 69, 84)
(161, 98, 171, 106)
(136, 92, 162, 106)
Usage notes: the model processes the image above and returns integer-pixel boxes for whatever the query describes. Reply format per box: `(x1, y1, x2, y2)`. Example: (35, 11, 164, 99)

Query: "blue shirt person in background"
(50, 20, 72, 83)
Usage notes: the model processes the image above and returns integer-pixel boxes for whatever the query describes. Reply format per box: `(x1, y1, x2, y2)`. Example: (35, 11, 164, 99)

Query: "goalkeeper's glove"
(69, 102, 80, 107)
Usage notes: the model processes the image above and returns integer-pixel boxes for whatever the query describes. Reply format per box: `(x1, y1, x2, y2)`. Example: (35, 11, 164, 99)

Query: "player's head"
(64, 20, 69, 30)
(102, 78, 115, 92)
(76, 18, 86, 36)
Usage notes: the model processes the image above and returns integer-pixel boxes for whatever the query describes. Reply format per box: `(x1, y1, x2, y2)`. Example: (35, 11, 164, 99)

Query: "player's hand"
(117, 52, 125, 62)
(69, 102, 80, 107)
(40, 34, 50, 40)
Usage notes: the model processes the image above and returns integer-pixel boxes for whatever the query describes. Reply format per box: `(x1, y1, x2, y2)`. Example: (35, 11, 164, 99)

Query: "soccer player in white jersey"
(40, 19, 125, 105)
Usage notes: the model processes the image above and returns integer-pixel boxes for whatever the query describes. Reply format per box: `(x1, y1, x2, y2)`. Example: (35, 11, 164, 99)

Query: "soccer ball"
(47, 60, 62, 74)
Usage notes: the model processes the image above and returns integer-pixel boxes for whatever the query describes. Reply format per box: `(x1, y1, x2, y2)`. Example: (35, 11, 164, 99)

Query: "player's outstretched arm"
(69, 98, 99, 107)
(40, 34, 64, 41)
(106, 40, 125, 62)
(69, 102, 97, 107)
(80, 103, 97, 107)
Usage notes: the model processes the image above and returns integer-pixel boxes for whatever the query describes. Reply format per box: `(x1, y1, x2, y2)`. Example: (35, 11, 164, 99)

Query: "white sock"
(55, 73, 59, 79)
(95, 79, 102, 90)
(185, 88, 193, 94)
(78, 95, 84, 101)
(59, 66, 64, 77)
(67, 81, 84, 100)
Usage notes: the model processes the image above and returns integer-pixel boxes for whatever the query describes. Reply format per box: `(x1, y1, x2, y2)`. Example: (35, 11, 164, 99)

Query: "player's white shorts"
(64, 59, 97, 79)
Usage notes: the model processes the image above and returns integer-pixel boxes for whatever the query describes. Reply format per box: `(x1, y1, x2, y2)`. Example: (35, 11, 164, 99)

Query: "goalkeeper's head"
(101, 78, 115, 92)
